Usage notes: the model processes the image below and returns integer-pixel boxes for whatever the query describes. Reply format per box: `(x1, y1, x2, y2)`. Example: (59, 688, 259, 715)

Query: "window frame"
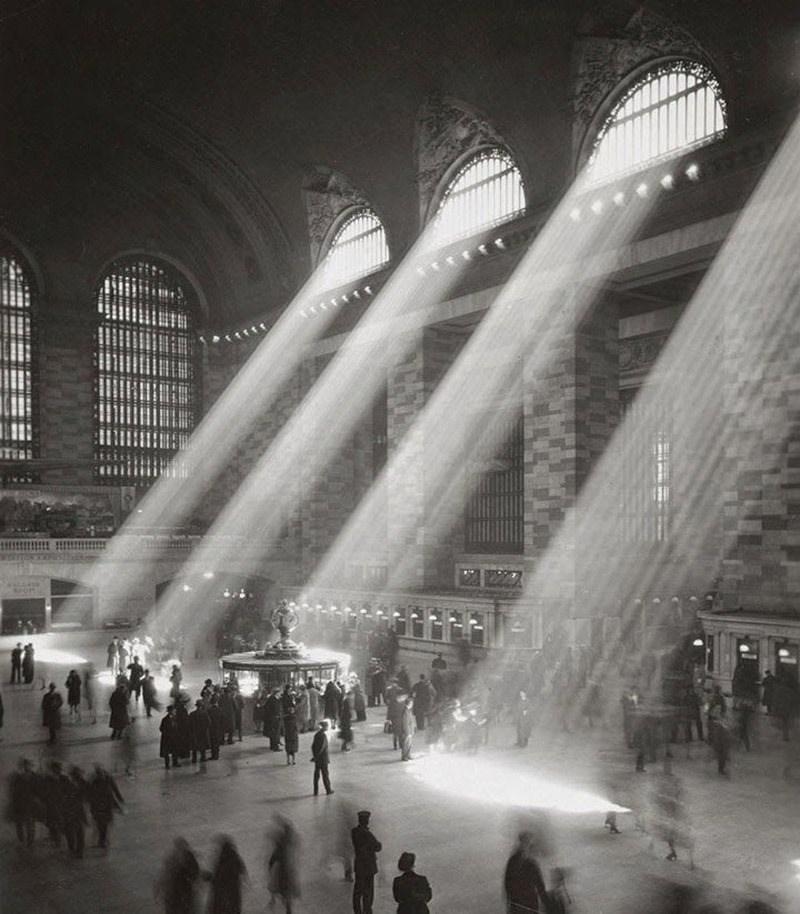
(320, 206, 390, 288)
(0, 247, 39, 476)
(584, 58, 727, 186)
(93, 256, 201, 486)
(429, 146, 526, 246)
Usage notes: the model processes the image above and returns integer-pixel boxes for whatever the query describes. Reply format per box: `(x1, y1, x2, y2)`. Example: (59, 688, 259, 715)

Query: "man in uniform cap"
(351, 810, 382, 914)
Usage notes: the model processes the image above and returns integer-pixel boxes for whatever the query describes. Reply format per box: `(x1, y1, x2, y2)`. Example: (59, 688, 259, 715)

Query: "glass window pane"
(432, 149, 525, 245)
(94, 259, 198, 485)
(587, 61, 727, 185)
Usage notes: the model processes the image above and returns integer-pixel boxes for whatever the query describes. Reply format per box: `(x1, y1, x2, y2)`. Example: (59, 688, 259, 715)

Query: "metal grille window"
(469, 611, 485, 647)
(95, 258, 199, 485)
(0, 253, 36, 466)
(393, 606, 407, 636)
(620, 388, 671, 542)
(429, 608, 443, 641)
(465, 412, 524, 554)
(587, 61, 726, 185)
(432, 149, 525, 245)
(449, 610, 464, 642)
(323, 209, 389, 287)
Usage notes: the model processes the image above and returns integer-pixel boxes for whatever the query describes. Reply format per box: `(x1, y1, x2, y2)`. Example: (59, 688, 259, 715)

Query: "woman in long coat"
(294, 685, 309, 734)
(323, 680, 340, 726)
(109, 683, 130, 739)
(160, 707, 181, 768)
(65, 670, 82, 718)
(353, 682, 367, 722)
(263, 691, 282, 752)
(207, 835, 247, 914)
(338, 692, 353, 751)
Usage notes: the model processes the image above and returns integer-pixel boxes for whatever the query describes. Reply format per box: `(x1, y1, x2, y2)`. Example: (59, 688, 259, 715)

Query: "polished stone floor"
(0, 632, 796, 913)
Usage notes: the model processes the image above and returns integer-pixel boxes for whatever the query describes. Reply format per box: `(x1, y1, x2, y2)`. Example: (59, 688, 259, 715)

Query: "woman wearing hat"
(393, 852, 432, 913)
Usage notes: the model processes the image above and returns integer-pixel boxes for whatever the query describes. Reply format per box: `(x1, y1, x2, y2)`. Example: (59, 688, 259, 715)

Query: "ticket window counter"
(775, 643, 799, 684)
(736, 638, 759, 675)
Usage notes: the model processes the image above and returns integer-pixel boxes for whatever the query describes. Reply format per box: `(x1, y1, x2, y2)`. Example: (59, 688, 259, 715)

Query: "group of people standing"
(9, 642, 36, 685)
(159, 676, 244, 768)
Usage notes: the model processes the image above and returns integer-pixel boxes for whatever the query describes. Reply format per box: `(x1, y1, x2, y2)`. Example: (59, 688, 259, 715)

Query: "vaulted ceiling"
(1, 0, 797, 325)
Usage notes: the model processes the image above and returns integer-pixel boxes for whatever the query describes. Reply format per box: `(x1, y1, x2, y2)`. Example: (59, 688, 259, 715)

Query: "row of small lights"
(570, 162, 700, 222)
(198, 164, 701, 342)
(290, 600, 482, 627)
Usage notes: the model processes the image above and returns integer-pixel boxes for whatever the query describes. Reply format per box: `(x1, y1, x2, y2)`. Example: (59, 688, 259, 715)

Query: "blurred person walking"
(504, 831, 548, 914)
(83, 665, 97, 724)
(142, 669, 159, 718)
(351, 809, 381, 914)
(307, 680, 321, 731)
(267, 816, 300, 913)
(127, 656, 145, 704)
(515, 691, 533, 748)
(206, 834, 247, 914)
(399, 698, 415, 761)
(155, 836, 201, 914)
(393, 852, 432, 914)
(62, 765, 88, 858)
(87, 764, 124, 849)
(339, 691, 354, 752)
(7, 758, 38, 846)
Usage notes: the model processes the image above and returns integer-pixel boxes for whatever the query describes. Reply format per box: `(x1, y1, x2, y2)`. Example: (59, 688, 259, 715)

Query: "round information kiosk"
(219, 600, 349, 694)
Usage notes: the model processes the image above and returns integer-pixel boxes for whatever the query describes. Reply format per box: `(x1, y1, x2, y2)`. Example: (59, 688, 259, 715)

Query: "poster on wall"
(0, 486, 121, 537)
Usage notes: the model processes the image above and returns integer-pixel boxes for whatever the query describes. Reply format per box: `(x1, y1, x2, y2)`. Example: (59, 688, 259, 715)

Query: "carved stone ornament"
(619, 330, 670, 375)
(302, 166, 371, 266)
(414, 95, 507, 224)
(572, 9, 709, 159)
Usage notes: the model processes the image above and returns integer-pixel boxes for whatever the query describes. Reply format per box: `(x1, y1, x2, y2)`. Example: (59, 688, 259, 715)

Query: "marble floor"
(0, 632, 797, 914)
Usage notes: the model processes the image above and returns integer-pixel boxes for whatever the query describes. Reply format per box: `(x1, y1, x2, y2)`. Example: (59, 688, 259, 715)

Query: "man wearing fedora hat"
(393, 852, 432, 914)
(351, 810, 382, 914)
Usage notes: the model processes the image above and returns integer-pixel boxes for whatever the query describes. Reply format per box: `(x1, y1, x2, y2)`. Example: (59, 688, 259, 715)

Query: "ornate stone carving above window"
(572, 10, 711, 164)
(619, 330, 670, 379)
(414, 95, 507, 225)
(302, 166, 371, 266)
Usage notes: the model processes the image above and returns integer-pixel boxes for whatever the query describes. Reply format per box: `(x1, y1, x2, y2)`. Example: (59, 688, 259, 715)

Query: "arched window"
(432, 148, 525, 245)
(323, 209, 389, 287)
(95, 258, 199, 484)
(0, 250, 36, 466)
(587, 60, 726, 185)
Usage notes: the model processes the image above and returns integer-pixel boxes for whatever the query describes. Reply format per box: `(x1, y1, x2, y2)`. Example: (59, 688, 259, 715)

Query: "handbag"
(383, 719, 393, 734)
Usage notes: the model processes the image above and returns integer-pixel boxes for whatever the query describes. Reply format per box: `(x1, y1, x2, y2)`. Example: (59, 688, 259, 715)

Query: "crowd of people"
(3, 627, 798, 914)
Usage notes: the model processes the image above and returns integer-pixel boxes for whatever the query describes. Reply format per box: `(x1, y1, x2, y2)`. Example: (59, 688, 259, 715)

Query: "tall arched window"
(587, 60, 726, 185)
(95, 258, 199, 484)
(0, 250, 36, 467)
(323, 209, 389, 287)
(432, 148, 525, 245)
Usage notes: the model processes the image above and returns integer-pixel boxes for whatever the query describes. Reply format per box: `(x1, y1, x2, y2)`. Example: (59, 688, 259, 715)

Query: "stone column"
(523, 289, 619, 634)
(720, 271, 800, 613)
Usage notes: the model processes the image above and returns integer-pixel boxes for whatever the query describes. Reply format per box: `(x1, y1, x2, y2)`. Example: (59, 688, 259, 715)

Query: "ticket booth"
(775, 642, 798, 684)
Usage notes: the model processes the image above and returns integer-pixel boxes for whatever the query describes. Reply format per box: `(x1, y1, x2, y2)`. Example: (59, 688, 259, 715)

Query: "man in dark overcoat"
(311, 720, 333, 795)
(41, 683, 63, 744)
(189, 699, 211, 763)
(10, 642, 22, 684)
(160, 706, 181, 768)
(351, 810, 382, 914)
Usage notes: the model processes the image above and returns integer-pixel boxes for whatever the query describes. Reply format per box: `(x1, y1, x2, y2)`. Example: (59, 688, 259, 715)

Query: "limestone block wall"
(38, 317, 95, 486)
(721, 292, 800, 614)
